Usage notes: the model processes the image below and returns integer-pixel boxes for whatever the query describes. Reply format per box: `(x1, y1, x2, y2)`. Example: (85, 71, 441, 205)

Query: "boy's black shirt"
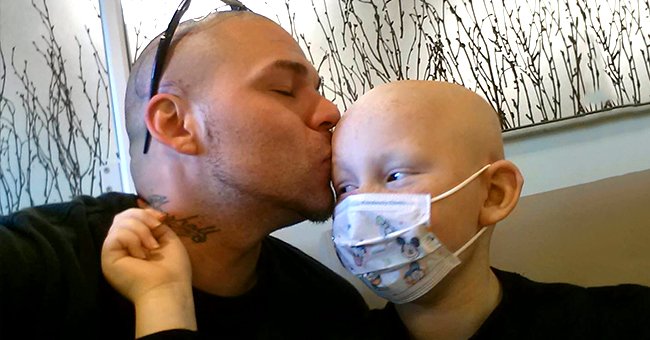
(365, 268, 650, 339)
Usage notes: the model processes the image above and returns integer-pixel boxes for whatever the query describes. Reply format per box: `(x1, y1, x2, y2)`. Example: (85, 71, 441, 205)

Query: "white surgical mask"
(332, 164, 490, 304)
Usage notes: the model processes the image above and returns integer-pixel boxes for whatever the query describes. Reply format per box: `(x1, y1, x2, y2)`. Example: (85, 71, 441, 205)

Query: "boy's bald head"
(338, 80, 504, 169)
(333, 79, 523, 253)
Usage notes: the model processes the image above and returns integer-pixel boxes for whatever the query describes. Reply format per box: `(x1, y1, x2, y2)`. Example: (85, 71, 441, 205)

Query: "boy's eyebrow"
(259, 59, 322, 89)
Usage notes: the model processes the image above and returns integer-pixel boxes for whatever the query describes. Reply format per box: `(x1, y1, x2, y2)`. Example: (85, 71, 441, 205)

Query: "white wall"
(505, 104, 650, 196)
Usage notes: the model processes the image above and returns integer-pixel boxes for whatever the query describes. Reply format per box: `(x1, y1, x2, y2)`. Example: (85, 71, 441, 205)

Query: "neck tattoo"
(146, 194, 220, 243)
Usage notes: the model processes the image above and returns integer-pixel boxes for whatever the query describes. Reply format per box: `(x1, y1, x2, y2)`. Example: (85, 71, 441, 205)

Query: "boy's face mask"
(332, 164, 490, 304)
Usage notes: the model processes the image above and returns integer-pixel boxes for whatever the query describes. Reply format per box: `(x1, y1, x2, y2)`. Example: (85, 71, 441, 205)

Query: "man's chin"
(304, 210, 333, 223)
(276, 206, 331, 231)
(297, 192, 335, 223)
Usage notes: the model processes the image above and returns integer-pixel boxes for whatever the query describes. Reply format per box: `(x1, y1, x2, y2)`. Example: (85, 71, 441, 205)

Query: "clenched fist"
(102, 208, 196, 337)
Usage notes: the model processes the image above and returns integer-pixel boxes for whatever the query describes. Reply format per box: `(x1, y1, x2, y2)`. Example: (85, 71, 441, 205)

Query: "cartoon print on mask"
(376, 215, 396, 236)
(363, 272, 386, 290)
(351, 245, 367, 266)
(396, 236, 420, 259)
(404, 261, 425, 285)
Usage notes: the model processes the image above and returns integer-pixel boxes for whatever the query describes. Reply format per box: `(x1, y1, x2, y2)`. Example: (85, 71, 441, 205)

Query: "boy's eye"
(387, 171, 407, 182)
(337, 184, 357, 196)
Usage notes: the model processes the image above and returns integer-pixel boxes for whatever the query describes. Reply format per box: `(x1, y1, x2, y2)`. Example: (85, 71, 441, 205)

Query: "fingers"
(118, 208, 165, 247)
(118, 229, 150, 260)
(150, 222, 180, 244)
(136, 197, 149, 209)
(105, 208, 167, 260)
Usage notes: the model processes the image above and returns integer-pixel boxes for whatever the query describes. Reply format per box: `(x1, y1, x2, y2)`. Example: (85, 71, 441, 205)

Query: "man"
(0, 7, 367, 339)
(330, 80, 650, 339)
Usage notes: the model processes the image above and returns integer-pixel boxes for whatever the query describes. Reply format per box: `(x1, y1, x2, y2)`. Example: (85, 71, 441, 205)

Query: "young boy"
(331, 80, 650, 339)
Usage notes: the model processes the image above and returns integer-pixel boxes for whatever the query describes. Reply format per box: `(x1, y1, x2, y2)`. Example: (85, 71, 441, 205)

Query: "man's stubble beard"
(203, 113, 334, 228)
(206, 149, 334, 228)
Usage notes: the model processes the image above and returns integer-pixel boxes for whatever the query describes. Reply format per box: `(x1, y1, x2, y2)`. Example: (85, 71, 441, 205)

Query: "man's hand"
(101, 208, 197, 337)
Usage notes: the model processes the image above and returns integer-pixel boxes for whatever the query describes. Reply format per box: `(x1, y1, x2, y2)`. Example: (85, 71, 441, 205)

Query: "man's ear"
(478, 160, 524, 226)
(144, 93, 200, 155)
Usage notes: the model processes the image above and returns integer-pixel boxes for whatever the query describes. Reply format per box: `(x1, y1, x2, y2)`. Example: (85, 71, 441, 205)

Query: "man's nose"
(309, 96, 340, 131)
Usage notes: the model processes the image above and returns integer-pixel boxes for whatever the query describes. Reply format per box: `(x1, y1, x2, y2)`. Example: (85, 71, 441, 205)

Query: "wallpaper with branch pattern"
(125, 0, 650, 129)
(1, 0, 647, 213)
(0, 0, 111, 214)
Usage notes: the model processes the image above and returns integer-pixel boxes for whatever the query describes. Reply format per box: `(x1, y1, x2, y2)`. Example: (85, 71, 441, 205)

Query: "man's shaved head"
(124, 10, 270, 181)
(123, 8, 339, 224)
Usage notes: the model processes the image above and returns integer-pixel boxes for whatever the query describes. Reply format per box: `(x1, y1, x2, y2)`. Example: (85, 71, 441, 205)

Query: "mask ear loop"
(427, 164, 491, 256)
(431, 164, 492, 203)
(453, 226, 488, 256)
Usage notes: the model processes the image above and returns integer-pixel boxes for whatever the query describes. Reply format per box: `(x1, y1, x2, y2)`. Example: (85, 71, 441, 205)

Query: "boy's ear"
(478, 160, 524, 226)
(144, 93, 200, 155)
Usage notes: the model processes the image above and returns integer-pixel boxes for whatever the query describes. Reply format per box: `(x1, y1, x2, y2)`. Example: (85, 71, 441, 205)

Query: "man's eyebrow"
(263, 60, 322, 89)
(270, 59, 307, 75)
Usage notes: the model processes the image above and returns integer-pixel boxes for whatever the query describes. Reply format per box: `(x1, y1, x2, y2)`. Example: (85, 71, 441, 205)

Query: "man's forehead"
(184, 13, 287, 53)
(265, 59, 318, 79)
(198, 17, 307, 64)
